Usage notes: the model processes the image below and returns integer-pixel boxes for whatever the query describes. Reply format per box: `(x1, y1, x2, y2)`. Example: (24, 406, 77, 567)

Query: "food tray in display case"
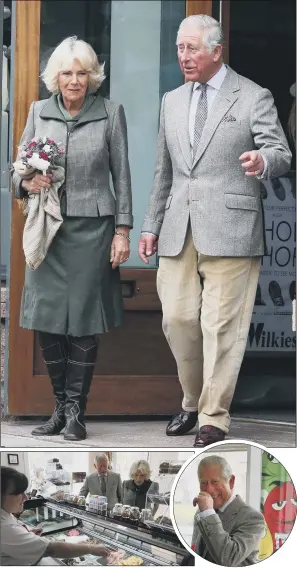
(19, 499, 194, 566)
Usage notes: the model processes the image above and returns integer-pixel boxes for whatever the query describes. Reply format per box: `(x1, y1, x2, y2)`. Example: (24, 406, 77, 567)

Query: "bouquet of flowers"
(12, 137, 66, 270)
(13, 136, 65, 178)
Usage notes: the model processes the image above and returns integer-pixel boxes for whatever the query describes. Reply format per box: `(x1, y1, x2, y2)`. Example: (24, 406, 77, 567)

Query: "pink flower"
(28, 141, 37, 148)
(48, 140, 54, 145)
(39, 151, 49, 160)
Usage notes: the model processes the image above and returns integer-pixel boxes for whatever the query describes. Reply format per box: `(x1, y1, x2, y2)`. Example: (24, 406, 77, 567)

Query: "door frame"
(7, 0, 214, 415)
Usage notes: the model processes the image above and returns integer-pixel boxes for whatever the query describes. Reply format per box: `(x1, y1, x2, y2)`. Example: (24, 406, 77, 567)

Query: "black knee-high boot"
(31, 332, 68, 436)
(63, 335, 98, 441)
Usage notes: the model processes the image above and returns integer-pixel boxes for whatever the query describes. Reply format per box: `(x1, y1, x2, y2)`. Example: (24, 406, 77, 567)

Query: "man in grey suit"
(191, 456, 265, 565)
(139, 15, 291, 447)
(79, 454, 122, 510)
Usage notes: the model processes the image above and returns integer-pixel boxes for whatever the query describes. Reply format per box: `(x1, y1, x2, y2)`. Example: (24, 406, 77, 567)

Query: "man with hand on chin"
(191, 456, 265, 566)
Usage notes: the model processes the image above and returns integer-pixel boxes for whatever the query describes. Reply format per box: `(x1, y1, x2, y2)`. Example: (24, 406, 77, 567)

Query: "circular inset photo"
(171, 442, 297, 566)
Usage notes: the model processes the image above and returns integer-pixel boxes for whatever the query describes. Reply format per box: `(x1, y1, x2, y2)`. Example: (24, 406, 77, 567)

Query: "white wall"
(112, 451, 193, 482)
(1, 452, 30, 477)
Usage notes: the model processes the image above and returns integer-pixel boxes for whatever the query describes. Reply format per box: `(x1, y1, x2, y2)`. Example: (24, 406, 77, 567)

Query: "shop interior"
(1, 451, 194, 567)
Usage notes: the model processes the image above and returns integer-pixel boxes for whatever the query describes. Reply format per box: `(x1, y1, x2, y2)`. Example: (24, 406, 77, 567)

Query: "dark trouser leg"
(31, 332, 68, 436)
(63, 335, 99, 441)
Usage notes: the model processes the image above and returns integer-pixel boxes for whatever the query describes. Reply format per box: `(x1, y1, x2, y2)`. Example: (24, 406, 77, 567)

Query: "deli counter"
(20, 498, 194, 566)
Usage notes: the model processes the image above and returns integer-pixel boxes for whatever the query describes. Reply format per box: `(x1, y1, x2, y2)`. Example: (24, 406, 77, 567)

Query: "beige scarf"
(22, 166, 65, 270)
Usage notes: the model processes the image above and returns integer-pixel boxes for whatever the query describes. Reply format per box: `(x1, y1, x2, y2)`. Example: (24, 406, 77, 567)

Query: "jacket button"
(187, 199, 190, 205)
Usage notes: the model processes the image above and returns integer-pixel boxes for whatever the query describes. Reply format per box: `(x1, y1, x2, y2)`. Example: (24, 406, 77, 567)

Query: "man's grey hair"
(177, 15, 224, 53)
(94, 453, 109, 465)
(198, 455, 233, 481)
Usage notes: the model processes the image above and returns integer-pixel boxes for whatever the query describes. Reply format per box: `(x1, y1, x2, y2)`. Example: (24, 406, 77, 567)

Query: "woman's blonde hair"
(41, 36, 105, 94)
(129, 460, 151, 481)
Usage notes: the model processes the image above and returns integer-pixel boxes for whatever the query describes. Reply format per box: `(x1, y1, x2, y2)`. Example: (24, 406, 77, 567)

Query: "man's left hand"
(239, 150, 264, 177)
(193, 491, 214, 511)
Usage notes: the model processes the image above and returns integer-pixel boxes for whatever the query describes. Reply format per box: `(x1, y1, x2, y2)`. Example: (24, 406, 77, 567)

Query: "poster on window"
(247, 174, 296, 352)
(259, 452, 297, 560)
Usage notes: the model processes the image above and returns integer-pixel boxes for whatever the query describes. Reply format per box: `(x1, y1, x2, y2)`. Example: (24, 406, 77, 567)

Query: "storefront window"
(39, 0, 186, 268)
(1, 1, 12, 280)
(227, 0, 296, 415)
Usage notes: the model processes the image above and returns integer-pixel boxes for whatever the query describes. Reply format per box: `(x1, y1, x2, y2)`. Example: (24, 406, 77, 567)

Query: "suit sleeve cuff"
(141, 219, 162, 235)
(256, 153, 268, 179)
(196, 508, 216, 520)
(115, 213, 133, 228)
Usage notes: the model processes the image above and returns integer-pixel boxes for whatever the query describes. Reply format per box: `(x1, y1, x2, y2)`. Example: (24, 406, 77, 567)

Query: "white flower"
(43, 145, 51, 153)
(13, 161, 35, 176)
(20, 151, 27, 157)
(27, 153, 50, 172)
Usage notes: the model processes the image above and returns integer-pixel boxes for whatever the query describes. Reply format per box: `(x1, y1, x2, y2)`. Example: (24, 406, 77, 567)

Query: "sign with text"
(247, 174, 296, 352)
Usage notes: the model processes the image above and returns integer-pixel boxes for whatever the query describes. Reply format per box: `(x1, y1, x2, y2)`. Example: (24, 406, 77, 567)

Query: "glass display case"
(144, 461, 184, 533)
(19, 497, 194, 566)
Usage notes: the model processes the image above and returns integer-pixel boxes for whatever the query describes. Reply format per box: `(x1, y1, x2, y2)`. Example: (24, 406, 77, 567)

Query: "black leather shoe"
(166, 411, 198, 436)
(193, 425, 225, 447)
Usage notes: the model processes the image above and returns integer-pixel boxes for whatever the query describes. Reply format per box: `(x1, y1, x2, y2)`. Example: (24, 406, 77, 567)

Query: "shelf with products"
(19, 498, 193, 566)
(142, 461, 184, 534)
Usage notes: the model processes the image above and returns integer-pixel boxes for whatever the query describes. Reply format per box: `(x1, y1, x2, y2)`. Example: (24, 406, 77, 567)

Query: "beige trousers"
(157, 227, 261, 433)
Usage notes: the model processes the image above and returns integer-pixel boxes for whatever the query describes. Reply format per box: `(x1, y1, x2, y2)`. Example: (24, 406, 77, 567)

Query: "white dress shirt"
(196, 492, 237, 520)
(1, 508, 49, 566)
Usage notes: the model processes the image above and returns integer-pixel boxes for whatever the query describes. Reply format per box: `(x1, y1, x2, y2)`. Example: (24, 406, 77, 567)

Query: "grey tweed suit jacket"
(191, 495, 266, 566)
(79, 471, 122, 508)
(12, 93, 133, 227)
(142, 65, 291, 256)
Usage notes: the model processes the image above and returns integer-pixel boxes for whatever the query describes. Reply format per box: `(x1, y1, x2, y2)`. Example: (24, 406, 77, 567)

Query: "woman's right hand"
(22, 173, 52, 193)
(90, 544, 111, 557)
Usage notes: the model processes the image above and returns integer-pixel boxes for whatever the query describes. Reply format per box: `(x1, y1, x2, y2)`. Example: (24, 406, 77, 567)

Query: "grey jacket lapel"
(192, 66, 240, 168)
(217, 494, 244, 530)
(176, 82, 193, 170)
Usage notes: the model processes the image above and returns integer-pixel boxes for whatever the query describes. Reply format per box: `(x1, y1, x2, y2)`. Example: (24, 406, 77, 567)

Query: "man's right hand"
(138, 234, 158, 264)
(22, 173, 52, 193)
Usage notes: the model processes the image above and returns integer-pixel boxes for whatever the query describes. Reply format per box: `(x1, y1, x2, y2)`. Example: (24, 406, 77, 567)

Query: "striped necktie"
(192, 83, 208, 158)
(100, 475, 107, 496)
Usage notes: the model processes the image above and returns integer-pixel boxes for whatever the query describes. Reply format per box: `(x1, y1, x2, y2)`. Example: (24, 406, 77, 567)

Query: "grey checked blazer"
(13, 94, 133, 227)
(142, 66, 291, 256)
(191, 495, 266, 566)
(79, 471, 122, 508)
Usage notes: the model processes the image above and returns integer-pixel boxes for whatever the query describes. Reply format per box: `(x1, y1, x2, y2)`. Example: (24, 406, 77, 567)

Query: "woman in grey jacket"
(122, 460, 159, 511)
(12, 37, 133, 441)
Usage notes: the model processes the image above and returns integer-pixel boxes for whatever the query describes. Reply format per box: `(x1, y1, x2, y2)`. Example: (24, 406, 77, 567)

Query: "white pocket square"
(222, 114, 237, 122)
